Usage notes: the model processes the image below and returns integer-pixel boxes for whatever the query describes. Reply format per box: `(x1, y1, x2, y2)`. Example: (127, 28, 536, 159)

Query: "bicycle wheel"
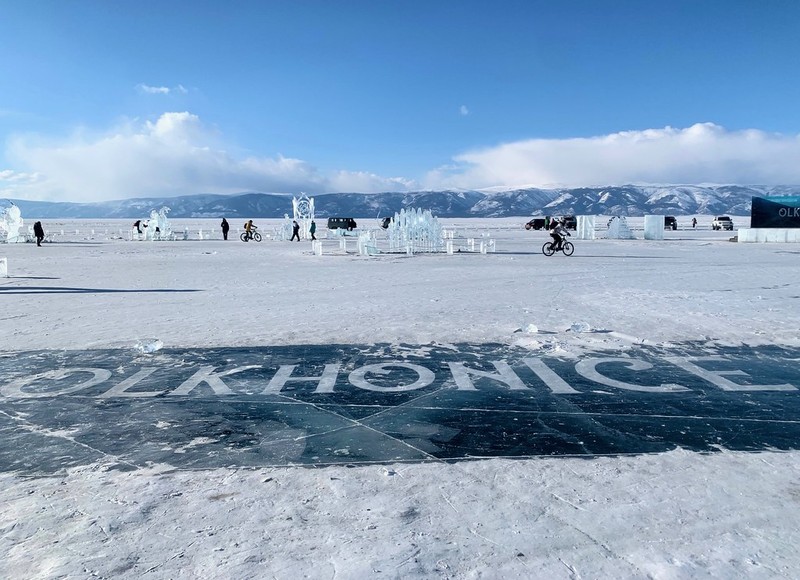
(240, 232, 249, 242)
(542, 242, 555, 256)
(253, 232, 262, 242)
(562, 241, 574, 256)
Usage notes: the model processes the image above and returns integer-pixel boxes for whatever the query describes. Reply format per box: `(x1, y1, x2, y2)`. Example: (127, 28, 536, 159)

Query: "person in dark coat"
(221, 218, 230, 240)
(291, 220, 301, 241)
(133, 219, 142, 234)
(309, 220, 317, 241)
(33, 221, 45, 247)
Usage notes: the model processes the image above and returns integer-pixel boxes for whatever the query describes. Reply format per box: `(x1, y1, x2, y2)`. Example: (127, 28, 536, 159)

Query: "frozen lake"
(1, 217, 799, 579)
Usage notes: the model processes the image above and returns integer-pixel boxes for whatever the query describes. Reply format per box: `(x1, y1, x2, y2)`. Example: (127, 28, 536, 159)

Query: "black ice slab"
(0, 343, 799, 475)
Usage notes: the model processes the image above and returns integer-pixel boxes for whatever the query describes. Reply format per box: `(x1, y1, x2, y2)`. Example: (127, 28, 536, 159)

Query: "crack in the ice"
(0, 409, 140, 470)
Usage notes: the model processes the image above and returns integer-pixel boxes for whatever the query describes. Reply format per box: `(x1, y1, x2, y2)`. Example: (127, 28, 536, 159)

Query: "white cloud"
(0, 169, 40, 184)
(459, 105, 469, 116)
(425, 123, 800, 189)
(136, 84, 188, 95)
(3, 112, 418, 202)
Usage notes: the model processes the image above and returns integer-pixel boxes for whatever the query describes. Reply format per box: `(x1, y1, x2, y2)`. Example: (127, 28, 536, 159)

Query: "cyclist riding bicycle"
(244, 219, 258, 240)
(549, 219, 570, 251)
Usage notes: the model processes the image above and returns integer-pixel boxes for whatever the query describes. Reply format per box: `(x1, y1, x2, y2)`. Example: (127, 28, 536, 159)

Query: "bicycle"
(240, 230, 262, 242)
(542, 239, 574, 256)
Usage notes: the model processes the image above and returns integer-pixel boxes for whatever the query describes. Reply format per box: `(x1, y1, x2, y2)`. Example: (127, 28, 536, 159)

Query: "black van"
(327, 217, 357, 231)
(525, 218, 547, 230)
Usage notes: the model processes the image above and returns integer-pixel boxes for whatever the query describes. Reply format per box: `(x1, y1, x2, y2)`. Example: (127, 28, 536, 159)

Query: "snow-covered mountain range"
(9, 185, 799, 219)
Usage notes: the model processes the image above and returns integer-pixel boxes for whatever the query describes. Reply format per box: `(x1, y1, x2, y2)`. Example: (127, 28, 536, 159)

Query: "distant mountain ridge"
(9, 185, 800, 219)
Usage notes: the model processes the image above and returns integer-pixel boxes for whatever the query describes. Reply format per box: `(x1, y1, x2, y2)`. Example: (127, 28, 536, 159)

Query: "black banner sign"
(751, 196, 800, 228)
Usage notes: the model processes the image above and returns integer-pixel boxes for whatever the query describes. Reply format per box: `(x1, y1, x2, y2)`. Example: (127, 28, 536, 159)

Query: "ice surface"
(2, 216, 799, 579)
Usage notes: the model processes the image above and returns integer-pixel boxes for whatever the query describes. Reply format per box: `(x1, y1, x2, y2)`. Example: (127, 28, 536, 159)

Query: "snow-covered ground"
(2, 216, 800, 579)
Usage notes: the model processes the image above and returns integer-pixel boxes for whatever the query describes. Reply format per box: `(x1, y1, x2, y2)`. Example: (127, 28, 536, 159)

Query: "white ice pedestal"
(644, 215, 665, 240)
(576, 215, 596, 240)
(738, 228, 800, 243)
(0, 257, 7, 278)
(312, 241, 323, 255)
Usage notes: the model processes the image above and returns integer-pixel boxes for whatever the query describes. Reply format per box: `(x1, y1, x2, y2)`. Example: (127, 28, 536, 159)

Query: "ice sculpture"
(276, 214, 292, 241)
(643, 215, 665, 240)
(145, 207, 172, 240)
(292, 193, 315, 240)
(0, 203, 24, 243)
(387, 207, 444, 253)
(357, 231, 379, 255)
(605, 216, 636, 240)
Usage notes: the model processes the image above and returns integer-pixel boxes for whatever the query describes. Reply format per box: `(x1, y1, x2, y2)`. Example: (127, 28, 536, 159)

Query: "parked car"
(525, 218, 547, 230)
(327, 217, 358, 231)
(712, 216, 734, 231)
(561, 216, 577, 230)
(664, 216, 677, 230)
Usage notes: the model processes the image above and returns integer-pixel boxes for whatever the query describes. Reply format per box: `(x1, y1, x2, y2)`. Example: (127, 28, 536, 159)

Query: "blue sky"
(2, 0, 800, 202)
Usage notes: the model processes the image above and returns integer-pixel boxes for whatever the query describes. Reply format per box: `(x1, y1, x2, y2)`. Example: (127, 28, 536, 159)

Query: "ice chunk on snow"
(569, 322, 591, 333)
(525, 324, 539, 334)
(135, 339, 163, 354)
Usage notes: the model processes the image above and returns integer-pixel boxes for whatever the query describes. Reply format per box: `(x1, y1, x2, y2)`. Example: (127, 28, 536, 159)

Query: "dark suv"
(664, 216, 677, 230)
(562, 216, 577, 230)
(327, 217, 357, 231)
(524, 218, 547, 230)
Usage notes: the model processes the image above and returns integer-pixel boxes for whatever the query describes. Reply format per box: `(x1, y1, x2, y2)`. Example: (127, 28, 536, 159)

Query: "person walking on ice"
(291, 220, 301, 241)
(221, 217, 230, 240)
(309, 220, 317, 241)
(33, 221, 45, 246)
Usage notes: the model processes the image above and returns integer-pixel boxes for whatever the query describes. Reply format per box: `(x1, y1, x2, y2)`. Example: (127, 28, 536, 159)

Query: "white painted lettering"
(98, 368, 163, 398)
(349, 362, 434, 392)
(575, 358, 689, 392)
(664, 356, 797, 391)
(169, 365, 262, 396)
(523, 358, 580, 394)
(447, 361, 528, 391)
(263, 364, 341, 394)
(1, 368, 112, 398)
